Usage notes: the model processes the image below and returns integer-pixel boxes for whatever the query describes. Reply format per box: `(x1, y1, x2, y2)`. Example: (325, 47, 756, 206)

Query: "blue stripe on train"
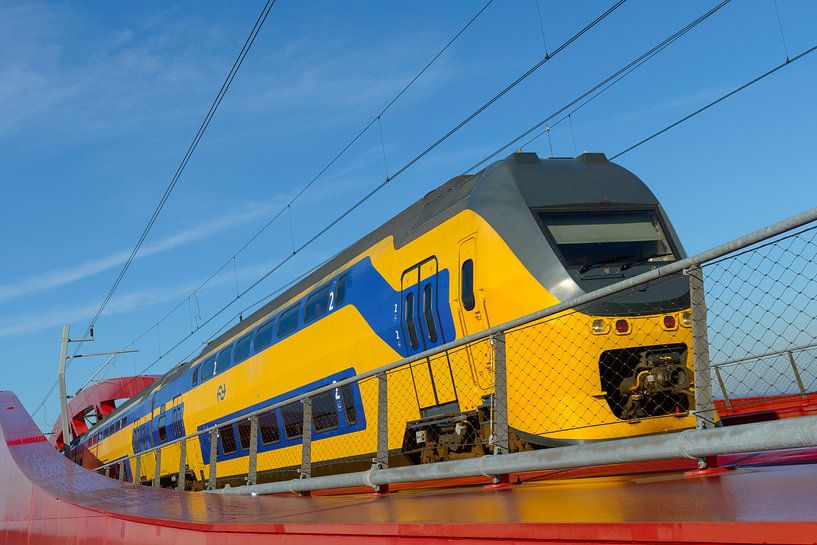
(197, 367, 365, 464)
(81, 256, 456, 455)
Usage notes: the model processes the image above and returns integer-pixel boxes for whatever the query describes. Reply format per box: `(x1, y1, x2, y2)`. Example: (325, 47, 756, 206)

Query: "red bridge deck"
(3, 390, 817, 544)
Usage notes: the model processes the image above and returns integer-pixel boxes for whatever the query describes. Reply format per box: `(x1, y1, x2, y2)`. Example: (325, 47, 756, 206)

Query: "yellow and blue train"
(72, 151, 698, 487)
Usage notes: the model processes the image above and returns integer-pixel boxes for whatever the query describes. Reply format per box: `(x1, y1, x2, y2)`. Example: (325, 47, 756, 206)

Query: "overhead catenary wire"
(56, 1, 627, 424)
(71, 0, 279, 358)
(33, 0, 500, 426)
(610, 42, 817, 160)
(32, 0, 279, 420)
(147, 2, 817, 396)
(462, 0, 732, 174)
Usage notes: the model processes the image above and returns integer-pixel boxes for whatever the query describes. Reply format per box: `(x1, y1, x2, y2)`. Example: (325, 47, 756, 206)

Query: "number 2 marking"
(329, 291, 335, 311)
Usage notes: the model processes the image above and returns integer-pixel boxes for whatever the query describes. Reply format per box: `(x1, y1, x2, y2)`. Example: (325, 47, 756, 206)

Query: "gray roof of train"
(196, 151, 669, 359)
(76, 151, 673, 441)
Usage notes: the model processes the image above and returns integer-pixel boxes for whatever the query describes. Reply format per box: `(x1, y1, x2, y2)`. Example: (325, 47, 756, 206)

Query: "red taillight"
(663, 315, 676, 329)
(615, 319, 629, 333)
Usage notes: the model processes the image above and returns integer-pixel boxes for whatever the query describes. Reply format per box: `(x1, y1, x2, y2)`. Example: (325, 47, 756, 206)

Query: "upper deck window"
(253, 319, 275, 351)
(200, 356, 216, 380)
(303, 287, 330, 324)
(278, 305, 299, 337)
(335, 274, 347, 305)
(216, 348, 232, 373)
(535, 209, 675, 272)
(233, 334, 253, 364)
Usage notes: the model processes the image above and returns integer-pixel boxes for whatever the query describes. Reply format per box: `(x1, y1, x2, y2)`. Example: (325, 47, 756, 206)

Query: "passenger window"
(281, 402, 304, 439)
(237, 419, 251, 450)
(216, 347, 232, 373)
(192, 365, 199, 386)
(277, 305, 299, 337)
(461, 259, 476, 311)
(422, 284, 438, 343)
(233, 334, 252, 364)
(157, 415, 167, 442)
(258, 411, 280, 444)
(404, 292, 419, 349)
(200, 357, 216, 380)
(219, 425, 237, 454)
(340, 384, 357, 425)
(253, 320, 275, 351)
(304, 288, 330, 323)
(335, 275, 347, 305)
(312, 391, 339, 432)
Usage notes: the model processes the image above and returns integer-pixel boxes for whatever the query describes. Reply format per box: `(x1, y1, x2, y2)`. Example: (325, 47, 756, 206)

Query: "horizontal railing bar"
(212, 413, 817, 496)
(712, 341, 817, 369)
(91, 206, 817, 473)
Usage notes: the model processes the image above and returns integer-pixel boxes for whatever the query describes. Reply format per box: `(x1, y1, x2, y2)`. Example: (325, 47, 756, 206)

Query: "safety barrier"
(89, 205, 817, 494)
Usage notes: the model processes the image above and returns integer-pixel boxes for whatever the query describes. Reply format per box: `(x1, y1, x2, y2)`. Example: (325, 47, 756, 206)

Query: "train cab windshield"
(534, 209, 676, 273)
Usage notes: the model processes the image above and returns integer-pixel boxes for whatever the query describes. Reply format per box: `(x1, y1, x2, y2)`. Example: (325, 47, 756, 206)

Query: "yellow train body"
(78, 152, 699, 486)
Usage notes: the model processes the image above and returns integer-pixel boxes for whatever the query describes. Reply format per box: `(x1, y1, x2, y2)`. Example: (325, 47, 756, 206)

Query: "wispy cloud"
(0, 198, 286, 305)
(0, 3, 459, 148)
(0, 252, 316, 340)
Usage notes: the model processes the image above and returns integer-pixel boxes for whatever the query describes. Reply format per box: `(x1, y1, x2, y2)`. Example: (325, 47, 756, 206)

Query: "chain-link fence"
(702, 225, 817, 413)
(88, 214, 817, 494)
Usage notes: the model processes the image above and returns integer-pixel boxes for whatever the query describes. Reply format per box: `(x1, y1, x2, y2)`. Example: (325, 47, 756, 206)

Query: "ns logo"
(216, 384, 227, 402)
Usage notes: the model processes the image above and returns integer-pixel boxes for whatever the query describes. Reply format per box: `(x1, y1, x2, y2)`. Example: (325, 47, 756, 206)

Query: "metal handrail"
(91, 205, 817, 477)
(712, 341, 817, 369)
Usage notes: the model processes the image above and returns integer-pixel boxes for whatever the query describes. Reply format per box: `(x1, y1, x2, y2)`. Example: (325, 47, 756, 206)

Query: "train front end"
(473, 152, 701, 445)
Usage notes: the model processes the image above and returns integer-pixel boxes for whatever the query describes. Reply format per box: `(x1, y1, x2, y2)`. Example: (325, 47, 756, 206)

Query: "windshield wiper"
(578, 254, 635, 274)
(619, 252, 674, 271)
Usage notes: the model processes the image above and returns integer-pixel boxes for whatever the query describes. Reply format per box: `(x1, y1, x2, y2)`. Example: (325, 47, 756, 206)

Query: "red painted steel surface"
(715, 393, 817, 425)
(3, 391, 817, 543)
(49, 375, 158, 449)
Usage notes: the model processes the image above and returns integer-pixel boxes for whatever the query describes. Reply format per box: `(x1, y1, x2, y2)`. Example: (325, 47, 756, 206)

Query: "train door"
(457, 236, 493, 390)
(169, 395, 184, 440)
(401, 257, 458, 415)
(150, 391, 167, 447)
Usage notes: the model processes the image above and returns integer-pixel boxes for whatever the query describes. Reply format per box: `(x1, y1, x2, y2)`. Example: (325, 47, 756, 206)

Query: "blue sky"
(1, 0, 816, 431)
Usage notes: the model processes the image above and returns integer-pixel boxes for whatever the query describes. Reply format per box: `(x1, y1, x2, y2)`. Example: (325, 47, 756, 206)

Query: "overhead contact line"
(81, 1, 628, 402)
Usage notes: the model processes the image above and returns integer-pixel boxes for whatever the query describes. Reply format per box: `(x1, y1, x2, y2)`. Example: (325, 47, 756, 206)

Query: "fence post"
(376, 373, 389, 468)
(134, 454, 142, 485)
(491, 332, 509, 455)
(208, 429, 218, 490)
(104, 465, 110, 478)
(788, 351, 808, 397)
(370, 373, 389, 494)
(177, 439, 187, 491)
(152, 448, 161, 488)
(687, 266, 716, 430)
(300, 397, 312, 482)
(714, 366, 732, 409)
(487, 331, 511, 487)
(247, 416, 258, 486)
(118, 460, 125, 482)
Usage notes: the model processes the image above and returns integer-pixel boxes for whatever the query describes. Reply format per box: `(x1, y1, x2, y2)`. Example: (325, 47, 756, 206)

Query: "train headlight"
(614, 319, 630, 334)
(681, 311, 692, 328)
(662, 315, 677, 330)
(591, 319, 609, 334)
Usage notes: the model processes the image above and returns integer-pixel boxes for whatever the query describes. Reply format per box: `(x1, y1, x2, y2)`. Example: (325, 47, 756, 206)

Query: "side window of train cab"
(461, 259, 476, 311)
